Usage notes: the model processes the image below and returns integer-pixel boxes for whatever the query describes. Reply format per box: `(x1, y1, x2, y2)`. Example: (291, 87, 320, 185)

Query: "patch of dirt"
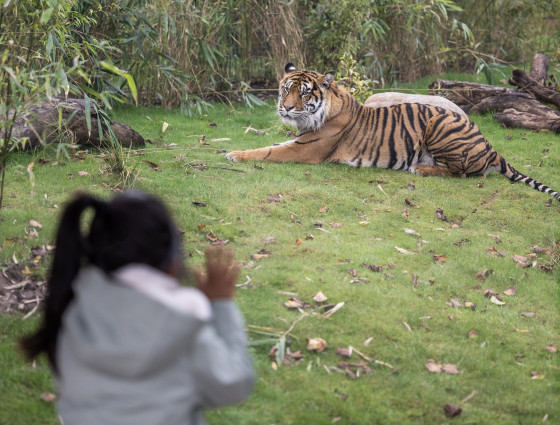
(1, 246, 51, 315)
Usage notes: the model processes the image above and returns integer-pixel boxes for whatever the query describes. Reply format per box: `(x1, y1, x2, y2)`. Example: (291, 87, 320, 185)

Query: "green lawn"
(0, 90, 559, 424)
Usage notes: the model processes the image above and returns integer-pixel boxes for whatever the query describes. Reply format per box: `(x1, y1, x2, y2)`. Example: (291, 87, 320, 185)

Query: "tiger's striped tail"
(497, 156, 560, 201)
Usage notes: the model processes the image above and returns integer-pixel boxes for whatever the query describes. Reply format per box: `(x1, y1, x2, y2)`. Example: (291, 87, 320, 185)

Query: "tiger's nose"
(285, 105, 295, 111)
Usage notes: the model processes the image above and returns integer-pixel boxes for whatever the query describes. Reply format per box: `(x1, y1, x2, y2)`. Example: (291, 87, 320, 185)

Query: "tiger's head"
(278, 63, 336, 132)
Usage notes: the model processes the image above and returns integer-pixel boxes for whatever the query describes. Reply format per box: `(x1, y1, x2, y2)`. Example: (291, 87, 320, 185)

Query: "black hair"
(20, 190, 182, 372)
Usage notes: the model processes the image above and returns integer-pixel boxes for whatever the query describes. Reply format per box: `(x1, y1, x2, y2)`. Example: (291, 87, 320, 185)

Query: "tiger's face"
(278, 63, 334, 131)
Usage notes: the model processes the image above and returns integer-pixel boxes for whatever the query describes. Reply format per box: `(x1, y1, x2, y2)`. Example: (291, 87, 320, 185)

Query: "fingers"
(193, 268, 205, 288)
(205, 245, 236, 270)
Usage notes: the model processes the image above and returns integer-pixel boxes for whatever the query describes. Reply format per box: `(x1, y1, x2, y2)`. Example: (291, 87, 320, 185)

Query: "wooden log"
(494, 108, 560, 133)
(509, 69, 560, 109)
(469, 93, 560, 118)
(2, 98, 145, 150)
(428, 79, 532, 111)
(530, 53, 549, 86)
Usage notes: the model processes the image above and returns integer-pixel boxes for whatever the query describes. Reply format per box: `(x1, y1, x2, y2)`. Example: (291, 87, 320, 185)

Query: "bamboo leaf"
(40, 8, 54, 25)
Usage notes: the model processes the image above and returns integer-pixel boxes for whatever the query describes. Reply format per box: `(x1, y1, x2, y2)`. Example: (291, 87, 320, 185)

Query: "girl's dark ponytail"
(20, 194, 103, 372)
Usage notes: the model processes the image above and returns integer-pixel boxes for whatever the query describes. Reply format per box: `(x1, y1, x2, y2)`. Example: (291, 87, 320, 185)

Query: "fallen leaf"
(447, 299, 462, 308)
(545, 345, 557, 353)
(488, 233, 501, 243)
(313, 291, 328, 303)
(395, 246, 415, 255)
(336, 347, 353, 358)
(405, 198, 415, 207)
(295, 238, 303, 245)
(402, 208, 409, 218)
(250, 251, 270, 261)
(319, 205, 329, 212)
(28, 219, 43, 229)
(503, 286, 517, 296)
(306, 337, 327, 352)
(359, 221, 370, 226)
(483, 289, 497, 298)
(530, 371, 544, 380)
(435, 208, 449, 222)
(425, 359, 442, 373)
(206, 231, 218, 242)
(347, 268, 357, 277)
(262, 237, 276, 243)
(361, 263, 383, 272)
(531, 245, 553, 255)
(433, 254, 447, 263)
(404, 228, 421, 237)
(442, 364, 460, 374)
(77, 171, 89, 177)
(192, 201, 207, 207)
(267, 193, 283, 203)
(490, 295, 505, 306)
(284, 297, 311, 309)
(329, 223, 343, 228)
(468, 330, 478, 339)
(475, 269, 493, 280)
(521, 312, 536, 318)
(443, 404, 462, 418)
(142, 159, 160, 171)
(464, 301, 476, 310)
(487, 247, 507, 257)
(161, 121, 169, 132)
(408, 183, 416, 190)
(40, 393, 57, 403)
(411, 273, 419, 287)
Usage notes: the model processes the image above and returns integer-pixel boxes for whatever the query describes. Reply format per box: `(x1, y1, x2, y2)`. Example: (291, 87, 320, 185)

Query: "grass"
(0, 85, 559, 424)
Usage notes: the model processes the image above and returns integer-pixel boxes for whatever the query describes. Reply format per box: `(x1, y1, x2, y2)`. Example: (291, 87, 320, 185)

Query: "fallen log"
(2, 98, 145, 150)
(468, 93, 560, 118)
(494, 108, 560, 133)
(428, 79, 529, 111)
(509, 69, 560, 109)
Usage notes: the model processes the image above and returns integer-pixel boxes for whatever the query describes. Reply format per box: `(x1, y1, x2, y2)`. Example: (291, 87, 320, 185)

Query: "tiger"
(226, 63, 560, 202)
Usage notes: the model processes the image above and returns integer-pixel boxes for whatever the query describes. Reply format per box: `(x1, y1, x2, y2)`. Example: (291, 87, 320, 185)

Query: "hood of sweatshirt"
(59, 265, 211, 379)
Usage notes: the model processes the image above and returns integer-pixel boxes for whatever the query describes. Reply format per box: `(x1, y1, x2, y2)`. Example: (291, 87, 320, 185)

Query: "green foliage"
(303, 0, 473, 85)
(0, 0, 142, 208)
(334, 53, 377, 103)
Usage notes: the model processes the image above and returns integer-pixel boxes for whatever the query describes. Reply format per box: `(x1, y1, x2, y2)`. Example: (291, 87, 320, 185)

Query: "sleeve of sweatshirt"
(192, 299, 255, 408)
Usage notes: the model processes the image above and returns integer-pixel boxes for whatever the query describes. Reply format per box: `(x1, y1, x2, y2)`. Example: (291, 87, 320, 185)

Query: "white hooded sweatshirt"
(56, 265, 255, 425)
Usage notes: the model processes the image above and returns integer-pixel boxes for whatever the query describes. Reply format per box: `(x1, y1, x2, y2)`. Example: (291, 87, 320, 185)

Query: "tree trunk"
(530, 53, 549, 86)
(2, 98, 145, 150)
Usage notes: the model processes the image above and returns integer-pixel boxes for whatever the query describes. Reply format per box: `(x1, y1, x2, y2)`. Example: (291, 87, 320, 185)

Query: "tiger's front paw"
(225, 151, 248, 162)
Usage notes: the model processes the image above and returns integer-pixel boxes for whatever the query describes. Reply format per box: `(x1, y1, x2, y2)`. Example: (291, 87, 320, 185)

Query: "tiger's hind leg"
(409, 165, 462, 177)
(419, 113, 495, 178)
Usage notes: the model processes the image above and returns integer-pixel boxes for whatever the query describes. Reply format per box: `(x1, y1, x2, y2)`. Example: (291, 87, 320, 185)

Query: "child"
(20, 190, 255, 425)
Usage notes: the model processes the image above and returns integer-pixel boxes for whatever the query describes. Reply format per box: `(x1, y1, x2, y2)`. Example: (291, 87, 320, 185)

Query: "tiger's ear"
(322, 73, 334, 89)
(284, 63, 297, 73)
